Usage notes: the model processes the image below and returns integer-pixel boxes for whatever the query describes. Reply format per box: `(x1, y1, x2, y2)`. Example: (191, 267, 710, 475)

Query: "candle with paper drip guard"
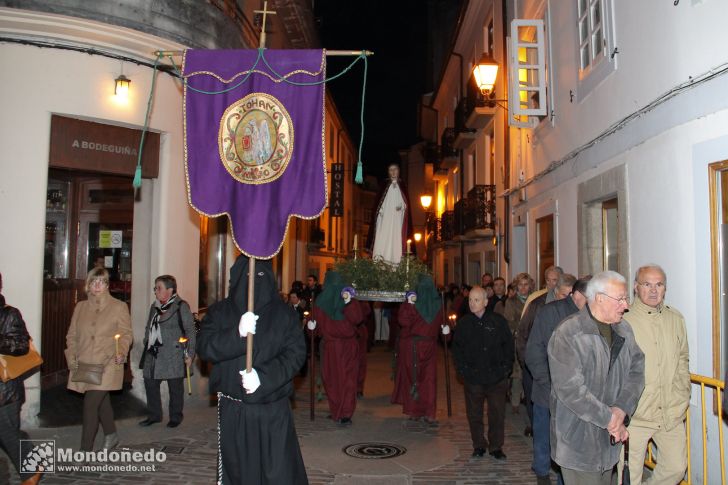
(179, 336, 192, 395)
(114, 334, 121, 363)
(353, 234, 358, 259)
(404, 239, 412, 290)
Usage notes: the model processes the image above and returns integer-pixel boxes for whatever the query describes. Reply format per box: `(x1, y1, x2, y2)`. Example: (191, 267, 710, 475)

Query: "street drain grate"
(160, 445, 185, 454)
(342, 442, 407, 459)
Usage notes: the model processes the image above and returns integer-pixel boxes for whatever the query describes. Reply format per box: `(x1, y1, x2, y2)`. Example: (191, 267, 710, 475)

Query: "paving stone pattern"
(1, 346, 557, 484)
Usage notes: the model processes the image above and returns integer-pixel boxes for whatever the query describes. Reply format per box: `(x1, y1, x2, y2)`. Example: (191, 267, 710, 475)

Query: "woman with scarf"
(139, 275, 195, 428)
(65, 268, 133, 451)
(391, 275, 447, 424)
(309, 272, 366, 425)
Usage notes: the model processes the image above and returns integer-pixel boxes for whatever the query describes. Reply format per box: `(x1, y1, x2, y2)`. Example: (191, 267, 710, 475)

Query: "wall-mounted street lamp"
(420, 194, 433, 210)
(114, 74, 131, 99)
(472, 53, 499, 96)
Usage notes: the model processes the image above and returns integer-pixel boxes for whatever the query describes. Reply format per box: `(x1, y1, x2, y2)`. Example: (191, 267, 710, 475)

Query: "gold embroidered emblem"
(219, 93, 294, 184)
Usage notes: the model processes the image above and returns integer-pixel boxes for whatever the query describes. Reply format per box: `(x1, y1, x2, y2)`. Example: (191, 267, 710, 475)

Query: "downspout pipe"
(502, 0, 511, 266)
(452, 51, 466, 285)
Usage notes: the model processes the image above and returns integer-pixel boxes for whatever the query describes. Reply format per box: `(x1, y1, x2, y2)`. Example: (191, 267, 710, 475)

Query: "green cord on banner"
(167, 48, 369, 184)
(355, 55, 368, 185)
(133, 53, 162, 189)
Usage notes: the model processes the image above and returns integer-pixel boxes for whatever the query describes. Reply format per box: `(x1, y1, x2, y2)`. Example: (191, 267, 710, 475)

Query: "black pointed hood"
(228, 255, 277, 315)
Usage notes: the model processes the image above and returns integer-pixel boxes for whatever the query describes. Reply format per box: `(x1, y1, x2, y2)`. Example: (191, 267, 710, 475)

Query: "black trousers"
(144, 377, 184, 422)
(464, 378, 508, 451)
(82, 390, 116, 451)
(0, 401, 35, 481)
(522, 365, 534, 427)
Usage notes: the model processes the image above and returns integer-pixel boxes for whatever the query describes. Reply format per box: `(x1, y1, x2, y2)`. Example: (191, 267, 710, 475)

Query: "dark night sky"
(314, 0, 430, 179)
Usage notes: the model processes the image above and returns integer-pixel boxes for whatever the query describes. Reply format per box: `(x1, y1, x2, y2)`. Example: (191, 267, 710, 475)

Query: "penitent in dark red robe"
(314, 301, 366, 421)
(356, 302, 372, 394)
(391, 303, 444, 420)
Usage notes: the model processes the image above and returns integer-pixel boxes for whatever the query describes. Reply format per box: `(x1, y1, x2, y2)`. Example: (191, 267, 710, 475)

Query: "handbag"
(71, 361, 105, 385)
(0, 339, 44, 383)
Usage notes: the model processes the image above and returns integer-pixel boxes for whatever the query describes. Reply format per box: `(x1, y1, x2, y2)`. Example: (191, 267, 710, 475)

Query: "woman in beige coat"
(65, 268, 133, 451)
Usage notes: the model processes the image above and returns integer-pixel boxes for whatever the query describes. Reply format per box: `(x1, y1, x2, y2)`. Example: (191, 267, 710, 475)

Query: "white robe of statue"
(372, 181, 405, 265)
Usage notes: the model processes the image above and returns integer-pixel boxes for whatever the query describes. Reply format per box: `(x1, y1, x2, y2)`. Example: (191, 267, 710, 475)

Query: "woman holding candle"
(139, 275, 196, 428)
(65, 268, 132, 451)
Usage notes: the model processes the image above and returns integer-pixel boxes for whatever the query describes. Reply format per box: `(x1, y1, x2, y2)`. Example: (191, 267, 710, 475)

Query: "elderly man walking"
(548, 271, 645, 485)
(620, 264, 690, 484)
(453, 286, 514, 460)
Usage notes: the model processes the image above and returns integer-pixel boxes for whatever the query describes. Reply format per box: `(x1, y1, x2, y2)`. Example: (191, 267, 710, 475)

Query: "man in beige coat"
(622, 264, 690, 484)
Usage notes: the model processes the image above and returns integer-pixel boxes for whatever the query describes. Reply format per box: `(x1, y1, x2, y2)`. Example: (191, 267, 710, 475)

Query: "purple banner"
(183, 49, 327, 258)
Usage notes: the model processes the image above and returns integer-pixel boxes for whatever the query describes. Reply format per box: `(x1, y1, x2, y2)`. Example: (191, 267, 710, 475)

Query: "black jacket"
(453, 310, 514, 387)
(0, 295, 30, 406)
(525, 296, 579, 407)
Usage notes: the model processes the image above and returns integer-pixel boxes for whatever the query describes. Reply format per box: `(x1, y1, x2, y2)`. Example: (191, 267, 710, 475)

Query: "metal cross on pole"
(254, 1, 277, 49)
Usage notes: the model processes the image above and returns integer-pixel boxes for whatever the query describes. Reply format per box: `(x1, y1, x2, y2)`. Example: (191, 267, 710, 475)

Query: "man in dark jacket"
(453, 285, 514, 460)
(525, 275, 589, 485)
(517, 272, 573, 439)
(196, 256, 307, 485)
(0, 273, 41, 484)
(548, 271, 644, 485)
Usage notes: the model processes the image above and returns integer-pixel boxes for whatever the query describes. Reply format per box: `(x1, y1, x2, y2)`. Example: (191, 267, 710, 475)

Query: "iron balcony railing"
(441, 128, 458, 160)
(463, 184, 496, 233)
(440, 210, 455, 242)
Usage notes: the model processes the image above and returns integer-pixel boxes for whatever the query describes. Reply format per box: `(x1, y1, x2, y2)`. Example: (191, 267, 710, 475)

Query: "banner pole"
(153, 50, 374, 58)
(246, 257, 256, 373)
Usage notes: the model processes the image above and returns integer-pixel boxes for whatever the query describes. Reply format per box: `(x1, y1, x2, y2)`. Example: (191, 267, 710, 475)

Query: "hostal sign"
(330, 163, 344, 217)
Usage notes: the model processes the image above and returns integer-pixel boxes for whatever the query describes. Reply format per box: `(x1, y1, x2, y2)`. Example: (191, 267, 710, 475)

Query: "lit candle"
(114, 334, 120, 357)
(353, 234, 358, 251)
(178, 336, 191, 394)
(407, 239, 412, 255)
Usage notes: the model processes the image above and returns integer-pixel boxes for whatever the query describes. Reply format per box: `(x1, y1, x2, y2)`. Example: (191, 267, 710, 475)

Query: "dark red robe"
(391, 303, 443, 419)
(355, 302, 371, 394)
(313, 302, 365, 421)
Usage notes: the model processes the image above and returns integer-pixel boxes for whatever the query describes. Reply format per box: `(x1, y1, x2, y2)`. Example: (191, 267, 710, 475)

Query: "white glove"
(238, 311, 258, 337)
(239, 369, 261, 394)
(342, 292, 352, 304)
(307, 319, 317, 331)
(406, 293, 417, 304)
(441, 325, 451, 335)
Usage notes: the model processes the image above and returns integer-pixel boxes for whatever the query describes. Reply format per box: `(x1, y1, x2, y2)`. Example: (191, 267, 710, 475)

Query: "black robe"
(197, 256, 308, 485)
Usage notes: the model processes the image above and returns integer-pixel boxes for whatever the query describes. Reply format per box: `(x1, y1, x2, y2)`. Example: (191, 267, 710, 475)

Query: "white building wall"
(0, 11, 199, 420)
(510, 0, 728, 480)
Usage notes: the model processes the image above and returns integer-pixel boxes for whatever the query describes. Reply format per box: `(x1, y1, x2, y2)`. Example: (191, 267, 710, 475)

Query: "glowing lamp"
(420, 195, 433, 210)
(473, 53, 499, 96)
(413, 232, 422, 242)
(114, 75, 131, 99)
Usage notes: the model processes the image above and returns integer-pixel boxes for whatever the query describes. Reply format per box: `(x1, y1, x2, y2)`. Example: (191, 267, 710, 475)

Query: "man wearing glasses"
(619, 264, 690, 484)
(548, 271, 645, 485)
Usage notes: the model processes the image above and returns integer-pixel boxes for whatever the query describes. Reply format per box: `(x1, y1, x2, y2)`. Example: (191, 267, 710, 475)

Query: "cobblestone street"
(1, 346, 553, 484)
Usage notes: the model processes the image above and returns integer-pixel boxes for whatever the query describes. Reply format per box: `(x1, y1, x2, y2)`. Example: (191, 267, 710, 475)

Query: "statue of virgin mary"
(366, 163, 414, 265)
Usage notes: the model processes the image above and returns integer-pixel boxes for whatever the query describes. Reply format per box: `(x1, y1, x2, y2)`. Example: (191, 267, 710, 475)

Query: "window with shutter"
(574, 0, 617, 100)
(508, 19, 547, 127)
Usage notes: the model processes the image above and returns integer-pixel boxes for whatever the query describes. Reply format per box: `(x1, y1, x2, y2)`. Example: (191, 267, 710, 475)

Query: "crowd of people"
(0, 259, 705, 485)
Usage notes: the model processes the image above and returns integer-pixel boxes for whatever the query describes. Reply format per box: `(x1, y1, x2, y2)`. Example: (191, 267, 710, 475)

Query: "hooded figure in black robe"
(197, 255, 308, 485)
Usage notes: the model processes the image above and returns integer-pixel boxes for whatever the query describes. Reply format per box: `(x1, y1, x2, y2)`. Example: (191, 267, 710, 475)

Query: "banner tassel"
(132, 165, 142, 188)
(355, 160, 363, 184)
